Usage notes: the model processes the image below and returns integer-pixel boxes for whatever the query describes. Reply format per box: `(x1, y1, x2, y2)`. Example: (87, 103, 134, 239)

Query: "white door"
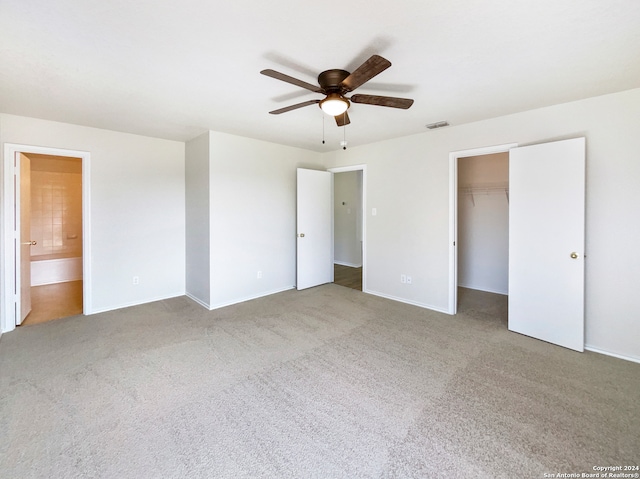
(508, 137, 585, 351)
(297, 168, 333, 290)
(19, 153, 32, 324)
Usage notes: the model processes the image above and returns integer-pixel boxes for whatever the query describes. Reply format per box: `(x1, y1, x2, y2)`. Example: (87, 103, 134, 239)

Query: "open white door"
(508, 138, 585, 351)
(19, 153, 32, 324)
(297, 168, 333, 290)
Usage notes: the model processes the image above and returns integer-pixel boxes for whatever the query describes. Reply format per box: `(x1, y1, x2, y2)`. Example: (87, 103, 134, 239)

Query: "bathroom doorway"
(1, 144, 91, 333)
(21, 154, 83, 325)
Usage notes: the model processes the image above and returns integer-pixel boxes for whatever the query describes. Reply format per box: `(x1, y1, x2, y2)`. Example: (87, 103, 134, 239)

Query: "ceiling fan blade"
(350, 94, 414, 109)
(340, 55, 392, 92)
(261, 69, 323, 93)
(269, 100, 320, 115)
(335, 111, 351, 127)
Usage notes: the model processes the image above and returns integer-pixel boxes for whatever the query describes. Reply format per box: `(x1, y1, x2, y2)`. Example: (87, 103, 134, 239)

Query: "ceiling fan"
(261, 55, 414, 126)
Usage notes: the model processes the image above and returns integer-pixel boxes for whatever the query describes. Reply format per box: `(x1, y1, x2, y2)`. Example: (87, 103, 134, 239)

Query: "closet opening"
(456, 152, 509, 322)
(448, 143, 516, 320)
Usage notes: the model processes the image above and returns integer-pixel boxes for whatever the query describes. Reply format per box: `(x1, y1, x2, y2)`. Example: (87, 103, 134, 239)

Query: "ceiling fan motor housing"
(318, 69, 350, 93)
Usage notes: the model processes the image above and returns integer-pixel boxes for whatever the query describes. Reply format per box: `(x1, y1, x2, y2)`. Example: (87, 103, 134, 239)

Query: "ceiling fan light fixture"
(320, 93, 350, 116)
(261, 55, 414, 125)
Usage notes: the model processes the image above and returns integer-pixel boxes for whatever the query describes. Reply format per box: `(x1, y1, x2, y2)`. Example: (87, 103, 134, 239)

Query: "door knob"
(22, 240, 37, 245)
(570, 252, 578, 259)
(298, 233, 305, 238)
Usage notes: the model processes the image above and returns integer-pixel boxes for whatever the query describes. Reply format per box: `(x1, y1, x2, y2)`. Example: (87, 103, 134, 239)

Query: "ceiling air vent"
(426, 121, 449, 130)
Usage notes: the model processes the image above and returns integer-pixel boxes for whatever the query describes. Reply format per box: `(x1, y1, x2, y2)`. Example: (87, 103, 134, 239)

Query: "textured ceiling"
(1, 0, 639, 151)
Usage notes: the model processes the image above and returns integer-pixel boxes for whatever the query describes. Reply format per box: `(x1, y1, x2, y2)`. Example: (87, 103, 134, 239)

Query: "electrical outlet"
(406, 276, 412, 284)
(133, 276, 139, 285)
(401, 274, 406, 284)
(257, 271, 262, 279)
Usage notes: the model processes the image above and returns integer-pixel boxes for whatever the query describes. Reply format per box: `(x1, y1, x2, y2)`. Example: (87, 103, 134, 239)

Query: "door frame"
(1, 143, 92, 333)
(328, 164, 367, 292)
(448, 143, 517, 314)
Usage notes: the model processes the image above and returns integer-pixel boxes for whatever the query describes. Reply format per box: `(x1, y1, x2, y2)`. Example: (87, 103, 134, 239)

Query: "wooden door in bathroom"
(19, 153, 32, 324)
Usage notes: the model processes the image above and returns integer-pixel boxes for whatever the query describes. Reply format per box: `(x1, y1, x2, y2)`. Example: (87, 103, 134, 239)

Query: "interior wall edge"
(185, 292, 210, 310)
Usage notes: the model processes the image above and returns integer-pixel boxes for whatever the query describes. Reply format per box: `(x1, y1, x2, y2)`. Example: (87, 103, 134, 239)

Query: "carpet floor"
(0, 285, 638, 478)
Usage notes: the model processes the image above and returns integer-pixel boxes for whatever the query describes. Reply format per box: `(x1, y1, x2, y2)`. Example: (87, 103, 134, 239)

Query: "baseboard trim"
(585, 345, 640, 364)
(334, 261, 362, 268)
(89, 292, 185, 315)
(364, 289, 450, 314)
(458, 284, 508, 296)
(209, 286, 295, 310)
(185, 293, 210, 310)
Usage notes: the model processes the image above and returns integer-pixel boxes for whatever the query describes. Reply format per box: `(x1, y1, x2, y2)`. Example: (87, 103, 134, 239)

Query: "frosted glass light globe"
(320, 94, 349, 116)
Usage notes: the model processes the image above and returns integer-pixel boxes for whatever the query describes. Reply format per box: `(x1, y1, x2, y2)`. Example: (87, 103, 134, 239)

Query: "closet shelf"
(459, 183, 509, 206)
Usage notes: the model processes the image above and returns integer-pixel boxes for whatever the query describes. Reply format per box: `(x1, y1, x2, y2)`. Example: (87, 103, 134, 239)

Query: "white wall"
(207, 131, 323, 309)
(0, 114, 185, 315)
(2, 90, 639, 362)
(322, 88, 640, 362)
(334, 171, 362, 267)
(458, 153, 509, 294)
(185, 132, 211, 307)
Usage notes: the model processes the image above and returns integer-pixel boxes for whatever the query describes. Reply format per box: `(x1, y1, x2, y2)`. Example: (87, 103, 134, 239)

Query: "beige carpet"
(0, 285, 638, 478)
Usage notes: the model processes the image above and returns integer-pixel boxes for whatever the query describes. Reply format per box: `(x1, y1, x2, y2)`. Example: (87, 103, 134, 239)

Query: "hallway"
(333, 264, 362, 291)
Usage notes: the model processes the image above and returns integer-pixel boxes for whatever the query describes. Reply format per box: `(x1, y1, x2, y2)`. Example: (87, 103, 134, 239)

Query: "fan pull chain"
(322, 114, 325, 144)
(343, 114, 347, 150)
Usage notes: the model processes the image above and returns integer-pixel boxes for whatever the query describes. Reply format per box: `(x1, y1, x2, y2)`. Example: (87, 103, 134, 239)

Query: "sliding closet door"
(508, 138, 585, 351)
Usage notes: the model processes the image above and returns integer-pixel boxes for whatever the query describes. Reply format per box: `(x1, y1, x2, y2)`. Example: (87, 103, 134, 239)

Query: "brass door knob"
(22, 240, 37, 245)
(570, 252, 578, 259)
(299, 233, 305, 238)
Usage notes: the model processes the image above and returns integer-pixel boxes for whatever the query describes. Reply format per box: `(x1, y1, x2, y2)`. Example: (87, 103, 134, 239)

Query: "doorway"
(332, 169, 363, 291)
(295, 165, 366, 292)
(1, 144, 91, 333)
(448, 144, 516, 314)
(21, 153, 84, 325)
(449, 139, 586, 352)
(457, 151, 509, 299)
(329, 166, 365, 292)
(456, 152, 509, 324)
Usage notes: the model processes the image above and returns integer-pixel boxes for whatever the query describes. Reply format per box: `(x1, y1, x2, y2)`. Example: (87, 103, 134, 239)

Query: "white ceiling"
(1, 0, 639, 152)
